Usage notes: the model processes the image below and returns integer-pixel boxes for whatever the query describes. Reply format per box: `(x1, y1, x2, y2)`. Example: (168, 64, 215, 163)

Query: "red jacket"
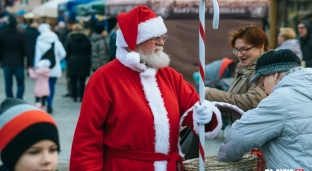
(70, 52, 222, 171)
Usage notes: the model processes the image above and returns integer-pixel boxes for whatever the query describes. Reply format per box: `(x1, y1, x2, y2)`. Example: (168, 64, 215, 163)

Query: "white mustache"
(154, 46, 164, 51)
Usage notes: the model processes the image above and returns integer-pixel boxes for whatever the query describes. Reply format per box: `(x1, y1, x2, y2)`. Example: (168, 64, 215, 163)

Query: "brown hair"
(279, 27, 296, 40)
(230, 25, 270, 52)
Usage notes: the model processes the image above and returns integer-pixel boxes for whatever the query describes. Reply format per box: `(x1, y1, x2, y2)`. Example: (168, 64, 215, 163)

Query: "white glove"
(194, 100, 214, 124)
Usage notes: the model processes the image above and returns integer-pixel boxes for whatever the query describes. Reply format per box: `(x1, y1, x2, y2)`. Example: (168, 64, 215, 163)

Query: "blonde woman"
(276, 27, 302, 60)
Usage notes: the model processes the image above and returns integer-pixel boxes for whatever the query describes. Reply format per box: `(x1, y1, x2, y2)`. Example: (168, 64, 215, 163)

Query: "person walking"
(61, 20, 75, 98)
(55, 21, 67, 46)
(298, 20, 312, 67)
(0, 15, 30, 99)
(34, 23, 66, 114)
(24, 22, 40, 67)
(90, 25, 109, 72)
(70, 6, 222, 171)
(28, 59, 51, 111)
(66, 24, 91, 102)
(217, 49, 312, 170)
(276, 27, 302, 59)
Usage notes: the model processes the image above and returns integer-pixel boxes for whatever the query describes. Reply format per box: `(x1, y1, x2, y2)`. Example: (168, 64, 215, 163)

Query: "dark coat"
(299, 20, 312, 67)
(56, 28, 69, 46)
(109, 29, 117, 61)
(66, 32, 91, 77)
(90, 33, 109, 71)
(0, 27, 29, 67)
(24, 27, 40, 67)
(0, 165, 8, 171)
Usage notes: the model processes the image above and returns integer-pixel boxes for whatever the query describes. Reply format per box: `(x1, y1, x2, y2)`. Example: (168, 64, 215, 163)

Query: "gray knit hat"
(0, 98, 59, 171)
(250, 49, 301, 83)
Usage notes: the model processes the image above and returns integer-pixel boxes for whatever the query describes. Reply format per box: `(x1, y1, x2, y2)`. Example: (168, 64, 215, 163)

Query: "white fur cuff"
(193, 105, 223, 139)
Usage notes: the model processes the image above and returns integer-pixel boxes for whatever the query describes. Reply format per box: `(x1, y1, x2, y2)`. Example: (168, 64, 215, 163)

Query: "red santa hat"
(116, 5, 167, 65)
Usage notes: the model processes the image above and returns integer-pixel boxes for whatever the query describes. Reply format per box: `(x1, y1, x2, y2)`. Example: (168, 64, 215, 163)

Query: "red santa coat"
(70, 47, 222, 171)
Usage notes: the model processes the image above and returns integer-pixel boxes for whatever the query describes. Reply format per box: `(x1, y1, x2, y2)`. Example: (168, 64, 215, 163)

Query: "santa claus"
(70, 5, 222, 171)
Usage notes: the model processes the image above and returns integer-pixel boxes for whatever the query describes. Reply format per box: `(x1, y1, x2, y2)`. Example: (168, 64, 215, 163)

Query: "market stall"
(76, 1, 104, 16)
(65, 0, 99, 20)
(105, 0, 269, 86)
(91, 0, 107, 13)
(33, 0, 69, 18)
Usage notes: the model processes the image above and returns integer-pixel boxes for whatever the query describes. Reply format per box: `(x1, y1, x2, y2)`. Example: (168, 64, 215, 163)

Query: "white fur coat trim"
(211, 101, 245, 115)
(178, 108, 193, 157)
(116, 16, 167, 47)
(193, 102, 222, 139)
(140, 68, 170, 171)
(179, 102, 223, 140)
(116, 47, 147, 72)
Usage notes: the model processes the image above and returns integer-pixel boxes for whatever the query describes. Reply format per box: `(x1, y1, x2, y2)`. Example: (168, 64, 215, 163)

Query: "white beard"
(138, 46, 170, 69)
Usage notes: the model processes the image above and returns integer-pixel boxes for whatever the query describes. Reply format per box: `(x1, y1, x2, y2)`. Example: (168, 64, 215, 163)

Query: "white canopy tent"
(23, 12, 35, 19)
(33, 0, 69, 18)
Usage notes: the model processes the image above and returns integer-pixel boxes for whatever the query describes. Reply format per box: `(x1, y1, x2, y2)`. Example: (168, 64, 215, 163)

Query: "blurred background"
(0, 0, 311, 86)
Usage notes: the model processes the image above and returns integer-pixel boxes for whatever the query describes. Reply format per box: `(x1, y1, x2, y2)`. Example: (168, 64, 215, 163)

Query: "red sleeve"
(70, 76, 112, 171)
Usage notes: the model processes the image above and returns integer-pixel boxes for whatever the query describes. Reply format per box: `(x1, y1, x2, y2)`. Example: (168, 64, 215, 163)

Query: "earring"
(260, 52, 263, 55)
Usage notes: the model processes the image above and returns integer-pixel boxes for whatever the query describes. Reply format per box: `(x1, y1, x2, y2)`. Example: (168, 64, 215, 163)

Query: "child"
(28, 59, 50, 111)
(0, 98, 60, 171)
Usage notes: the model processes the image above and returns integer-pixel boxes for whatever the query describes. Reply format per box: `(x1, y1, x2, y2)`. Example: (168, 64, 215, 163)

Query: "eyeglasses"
(152, 35, 168, 43)
(232, 46, 254, 55)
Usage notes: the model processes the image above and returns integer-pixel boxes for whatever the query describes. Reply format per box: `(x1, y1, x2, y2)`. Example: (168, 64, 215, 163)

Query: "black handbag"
(40, 42, 56, 69)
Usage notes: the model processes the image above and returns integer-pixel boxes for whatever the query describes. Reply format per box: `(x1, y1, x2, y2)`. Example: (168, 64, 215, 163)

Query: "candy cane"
(198, 0, 219, 170)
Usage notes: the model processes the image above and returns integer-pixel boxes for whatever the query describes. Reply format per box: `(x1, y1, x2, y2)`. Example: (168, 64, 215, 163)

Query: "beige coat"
(205, 60, 266, 122)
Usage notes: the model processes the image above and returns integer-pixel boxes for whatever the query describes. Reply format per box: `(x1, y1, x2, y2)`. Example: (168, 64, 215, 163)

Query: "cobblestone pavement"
(0, 69, 224, 170)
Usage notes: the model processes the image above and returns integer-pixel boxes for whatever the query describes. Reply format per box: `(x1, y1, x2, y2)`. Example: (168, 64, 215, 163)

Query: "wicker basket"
(183, 153, 260, 171)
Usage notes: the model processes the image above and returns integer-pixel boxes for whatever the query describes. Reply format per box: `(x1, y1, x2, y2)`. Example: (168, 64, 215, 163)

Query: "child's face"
(14, 140, 59, 171)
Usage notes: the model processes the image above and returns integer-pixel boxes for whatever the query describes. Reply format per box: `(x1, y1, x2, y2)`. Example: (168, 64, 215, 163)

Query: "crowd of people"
(0, 4, 312, 171)
(0, 15, 118, 113)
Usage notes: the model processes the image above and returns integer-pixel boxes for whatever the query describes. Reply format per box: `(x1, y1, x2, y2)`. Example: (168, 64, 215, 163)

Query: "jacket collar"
(235, 59, 257, 77)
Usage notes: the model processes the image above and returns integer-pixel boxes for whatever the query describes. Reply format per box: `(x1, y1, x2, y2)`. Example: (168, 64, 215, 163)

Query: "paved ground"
(0, 69, 224, 170)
